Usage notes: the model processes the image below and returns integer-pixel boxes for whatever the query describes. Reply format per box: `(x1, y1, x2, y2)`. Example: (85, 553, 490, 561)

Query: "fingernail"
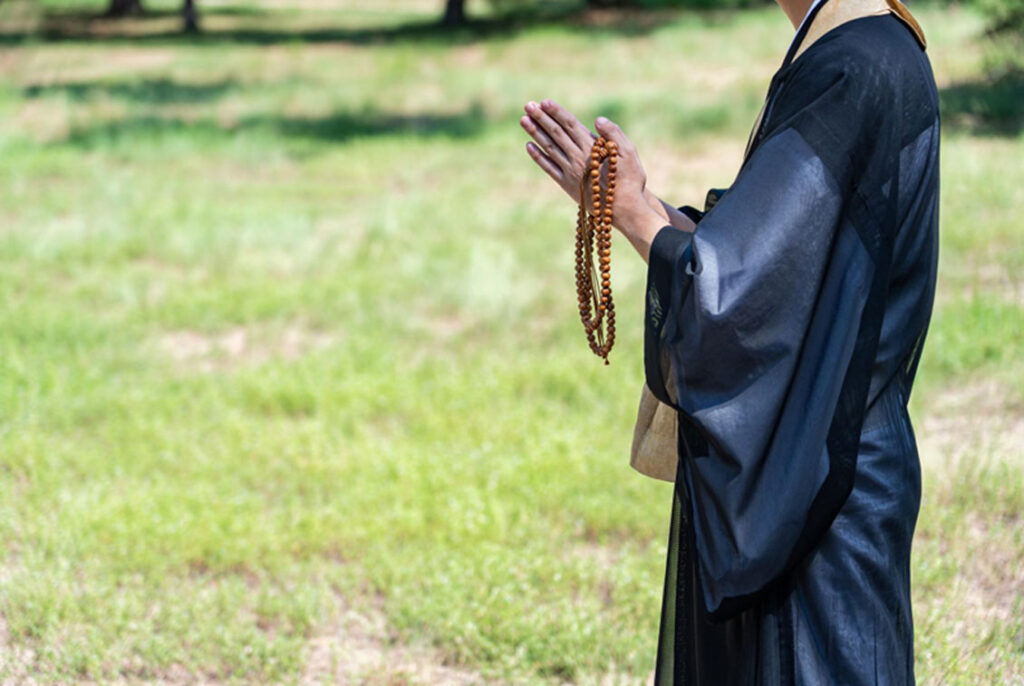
(596, 117, 608, 126)
(526, 101, 538, 112)
(542, 99, 552, 108)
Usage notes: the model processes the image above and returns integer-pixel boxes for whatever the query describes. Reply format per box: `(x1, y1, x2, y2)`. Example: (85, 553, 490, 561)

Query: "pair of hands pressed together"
(519, 99, 695, 263)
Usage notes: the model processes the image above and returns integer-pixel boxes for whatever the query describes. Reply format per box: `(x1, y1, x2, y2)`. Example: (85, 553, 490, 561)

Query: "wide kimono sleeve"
(643, 59, 889, 620)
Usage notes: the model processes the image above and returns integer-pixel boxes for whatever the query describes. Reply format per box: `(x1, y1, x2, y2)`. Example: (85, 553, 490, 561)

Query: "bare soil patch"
(157, 323, 336, 373)
(301, 598, 482, 686)
(960, 513, 1024, 629)
(0, 614, 36, 685)
(917, 379, 1024, 465)
(12, 48, 175, 87)
(642, 137, 745, 209)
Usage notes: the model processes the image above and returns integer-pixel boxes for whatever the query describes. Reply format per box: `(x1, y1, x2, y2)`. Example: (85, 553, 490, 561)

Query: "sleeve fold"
(644, 225, 694, 409)
(642, 91, 880, 619)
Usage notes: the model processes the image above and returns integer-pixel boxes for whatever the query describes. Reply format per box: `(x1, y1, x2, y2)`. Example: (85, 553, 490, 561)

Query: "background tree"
(183, 0, 198, 32)
(105, 0, 142, 16)
(442, 0, 465, 25)
(445, 0, 776, 23)
(104, 0, 200, 31)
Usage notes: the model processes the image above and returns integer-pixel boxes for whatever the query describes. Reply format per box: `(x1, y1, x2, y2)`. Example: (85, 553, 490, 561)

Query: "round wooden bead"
(575, 138, 617, 363)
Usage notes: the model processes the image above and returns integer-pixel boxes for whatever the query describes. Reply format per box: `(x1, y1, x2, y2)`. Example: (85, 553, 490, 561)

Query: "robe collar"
(790, 0, 826, 53)
(779, 0, 832, 70)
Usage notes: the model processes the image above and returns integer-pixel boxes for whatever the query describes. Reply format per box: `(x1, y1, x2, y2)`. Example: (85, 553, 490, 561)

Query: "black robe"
(645, 7, 940, 684)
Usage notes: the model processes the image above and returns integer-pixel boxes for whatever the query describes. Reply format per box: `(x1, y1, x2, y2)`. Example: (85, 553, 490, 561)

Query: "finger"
(541, 99, 595, 151)
(526, 100, 581, 159)
(595, 116, 633, 153)
(520, 115, 570, 168)
(525, 141, 565, 184)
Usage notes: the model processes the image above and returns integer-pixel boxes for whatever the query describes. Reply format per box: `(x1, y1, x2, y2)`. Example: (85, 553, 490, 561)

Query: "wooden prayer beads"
(575, 136, 617, 364)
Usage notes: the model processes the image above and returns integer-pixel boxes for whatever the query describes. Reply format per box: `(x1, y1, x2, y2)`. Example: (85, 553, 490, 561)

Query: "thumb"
(595, 116, 624, 145)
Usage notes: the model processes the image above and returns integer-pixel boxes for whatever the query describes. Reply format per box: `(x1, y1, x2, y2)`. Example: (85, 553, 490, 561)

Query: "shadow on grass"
(275, 103, 487, 141)
(24, 78, 239, 105)
(61, 103, 489, 148)
(940, 71, 1024, 137)
(0, 5, 700, 46)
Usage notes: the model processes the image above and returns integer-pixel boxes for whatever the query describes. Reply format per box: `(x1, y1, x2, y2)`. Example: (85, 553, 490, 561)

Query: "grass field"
(0, 0, 1021, 683)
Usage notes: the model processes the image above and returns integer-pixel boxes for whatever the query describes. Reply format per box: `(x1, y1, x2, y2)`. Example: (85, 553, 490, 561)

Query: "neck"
(777, 0, 815, 29)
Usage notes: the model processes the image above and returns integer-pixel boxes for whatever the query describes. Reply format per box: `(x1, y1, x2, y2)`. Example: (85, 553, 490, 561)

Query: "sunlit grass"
(0, 1, 1021, 682)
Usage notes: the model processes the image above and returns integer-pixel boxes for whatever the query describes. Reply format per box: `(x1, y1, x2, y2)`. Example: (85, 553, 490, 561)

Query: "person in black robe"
(519, 0, 939, 681)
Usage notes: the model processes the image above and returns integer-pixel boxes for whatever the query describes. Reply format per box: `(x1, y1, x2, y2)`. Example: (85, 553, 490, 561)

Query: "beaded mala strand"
(575, 136, 617, 364)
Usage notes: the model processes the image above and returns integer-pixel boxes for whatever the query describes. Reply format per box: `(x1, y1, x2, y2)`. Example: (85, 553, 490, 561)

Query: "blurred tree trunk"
(106, 0, 143, 16)
(442, 0, 465, 26)
(183, 0, 199, 33)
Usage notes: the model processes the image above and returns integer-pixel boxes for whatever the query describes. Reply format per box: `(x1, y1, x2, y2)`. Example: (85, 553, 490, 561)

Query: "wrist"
(614, 202, 669, 263)
(644, 187, 669, 221)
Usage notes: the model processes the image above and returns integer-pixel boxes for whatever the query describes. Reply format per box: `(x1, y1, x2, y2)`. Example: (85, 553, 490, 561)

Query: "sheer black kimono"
(645, 6, 940, 684)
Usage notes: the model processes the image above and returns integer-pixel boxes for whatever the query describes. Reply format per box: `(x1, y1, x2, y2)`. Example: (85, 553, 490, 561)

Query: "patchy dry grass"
(156, 324, 337, 373)
(913, 379, 1024, 684)
(302, 595, 484, 686)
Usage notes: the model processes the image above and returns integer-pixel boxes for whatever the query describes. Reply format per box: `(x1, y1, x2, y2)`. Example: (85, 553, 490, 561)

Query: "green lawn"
(0, 0, 1021, 683)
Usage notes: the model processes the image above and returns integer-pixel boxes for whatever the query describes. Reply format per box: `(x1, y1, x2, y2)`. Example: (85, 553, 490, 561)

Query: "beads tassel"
(575, 137, 617, 364)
